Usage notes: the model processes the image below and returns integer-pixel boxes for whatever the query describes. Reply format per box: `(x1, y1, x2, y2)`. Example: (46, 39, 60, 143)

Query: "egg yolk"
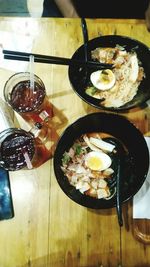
(86, 156, 103, 171)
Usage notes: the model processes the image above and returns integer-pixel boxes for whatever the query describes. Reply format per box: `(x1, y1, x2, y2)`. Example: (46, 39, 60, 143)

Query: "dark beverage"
(21, 95, 53, 125)
(4, 72, 53, 125)
(10, 80, 45, 112)
(3, 73, 59, 167)
(0, 128, 35, 171)
(0, 98, 57, 170)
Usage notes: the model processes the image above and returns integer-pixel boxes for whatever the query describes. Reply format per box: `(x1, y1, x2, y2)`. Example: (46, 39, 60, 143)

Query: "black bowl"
(68, 35, 150, 111)
(53, 112, 149, 209)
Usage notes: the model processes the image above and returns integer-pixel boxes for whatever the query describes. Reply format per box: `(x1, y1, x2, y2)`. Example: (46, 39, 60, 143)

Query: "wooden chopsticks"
(3, 50, 113, 69)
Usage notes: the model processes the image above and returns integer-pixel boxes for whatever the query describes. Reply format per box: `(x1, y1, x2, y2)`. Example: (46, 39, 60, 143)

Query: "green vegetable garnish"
(62, 152, 70, 165)
(73, 143, 83, 155)
(85, 86, 97, 96)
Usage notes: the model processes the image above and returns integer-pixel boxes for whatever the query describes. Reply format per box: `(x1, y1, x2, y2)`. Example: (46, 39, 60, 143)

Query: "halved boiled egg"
(85, 151, 112, 171)
(90, 69, 116, 90)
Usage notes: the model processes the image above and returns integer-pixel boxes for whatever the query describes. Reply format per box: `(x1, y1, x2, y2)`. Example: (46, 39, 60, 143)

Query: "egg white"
(85, 151, 112, 171)
(90, 69, 116, 90)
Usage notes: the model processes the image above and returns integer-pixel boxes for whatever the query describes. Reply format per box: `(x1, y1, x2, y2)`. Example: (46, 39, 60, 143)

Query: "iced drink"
(0, 128, 35, 171)
(3, 73, 60, 165)
(4, 72, 53, 125)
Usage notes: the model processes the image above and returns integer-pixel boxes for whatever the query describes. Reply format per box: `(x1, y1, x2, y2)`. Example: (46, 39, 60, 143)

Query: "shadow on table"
(48, 89, 73, 100)
(82, 96, 148, 116)
(52, 104, 68, 133)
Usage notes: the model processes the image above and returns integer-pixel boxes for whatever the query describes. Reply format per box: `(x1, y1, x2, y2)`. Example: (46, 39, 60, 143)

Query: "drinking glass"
(0, 97, 35, 171)
(0, 128, 35, 171)
(3, 72, 53, 125)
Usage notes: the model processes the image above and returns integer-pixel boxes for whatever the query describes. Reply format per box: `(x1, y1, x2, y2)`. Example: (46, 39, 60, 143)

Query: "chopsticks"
(3, 50, 113, 69)
(81, 18, 89, 85)
(81, 18, 89, 64)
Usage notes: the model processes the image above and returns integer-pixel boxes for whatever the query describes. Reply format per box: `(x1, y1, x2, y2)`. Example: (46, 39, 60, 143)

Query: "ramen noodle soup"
(61, 132, 127, 200)
(85, 45, 145, 108)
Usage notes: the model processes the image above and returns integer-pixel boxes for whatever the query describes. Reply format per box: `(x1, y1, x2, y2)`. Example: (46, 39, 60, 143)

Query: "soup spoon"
(116, 158, 123, 227)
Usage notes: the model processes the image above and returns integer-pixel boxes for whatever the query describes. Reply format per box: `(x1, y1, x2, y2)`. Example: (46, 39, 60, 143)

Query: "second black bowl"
(53, 112, 149, 209)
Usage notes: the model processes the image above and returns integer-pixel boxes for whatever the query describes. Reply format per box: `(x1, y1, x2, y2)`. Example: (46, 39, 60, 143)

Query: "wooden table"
(0, 17, 150, 267)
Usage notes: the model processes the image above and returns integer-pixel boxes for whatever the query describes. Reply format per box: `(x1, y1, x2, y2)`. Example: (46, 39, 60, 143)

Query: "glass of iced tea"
(0, 128, 35, 171)
(3, 72, 53, 125)
(0, 98, 35, 171)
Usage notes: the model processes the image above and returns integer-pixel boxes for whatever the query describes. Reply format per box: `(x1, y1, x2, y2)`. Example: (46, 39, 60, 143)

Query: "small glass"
(3, 72, 53, 126)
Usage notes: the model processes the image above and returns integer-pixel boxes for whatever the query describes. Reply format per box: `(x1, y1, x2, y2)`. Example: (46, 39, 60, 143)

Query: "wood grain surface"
(0, 17, 150, 267)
